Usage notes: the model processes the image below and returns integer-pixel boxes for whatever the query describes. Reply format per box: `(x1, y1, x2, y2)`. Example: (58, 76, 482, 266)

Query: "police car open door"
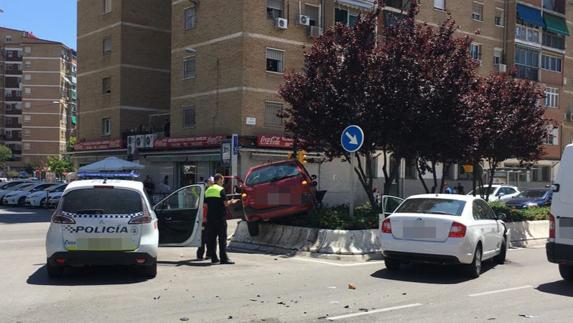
(154, 184, 204, 247)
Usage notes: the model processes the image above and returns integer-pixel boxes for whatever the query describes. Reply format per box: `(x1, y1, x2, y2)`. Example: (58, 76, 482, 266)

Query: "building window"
(24, 47, 31, 54)
(335, 8, 359, 27)
(24, 102, 31, 109)
(102, 118, 111, 136)
(542, 55, 562, 72)
(303, 4, 320, 26)
(184, 6, 196, 30)
(542, 32, 565, 50)
(5, 35, 12, 42)
(24, 88, 31, 94)
(265, 101, 284, 127)
(103, 0, 112, 14)
(493, 48, 503, 66)
(266, 48, 284, 73)
(544, 126, 559, 145)
(23, 129, 31, 137)
(23, 143, 31, 151)
(103, 37, 112, 55)
(495, 8, 504, 26)
(434, 0, 445, 10)
(24, 61, 31, 68)
(543, 0, 565, 14)
(515, 46, 539, 81)
(24, 115, 31, 122)
(516, 25, 540, 44)
(24, 74, 31, 81)
(470, 43, 482, 61)
(183, 57, 196, 79)
(472, 2, 483, 21)
(102, 77, 111, 94)
(183, 107, 196, 128)
(544, 87, 559, 108)
(267, 0, 283, 19)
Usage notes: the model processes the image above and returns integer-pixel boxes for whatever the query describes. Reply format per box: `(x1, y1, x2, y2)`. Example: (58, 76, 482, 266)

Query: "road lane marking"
(0, 238, 43, 243)
(468, 285, 533, 297)
(290, 257, 384, 267)
(327, 303, 423, 321)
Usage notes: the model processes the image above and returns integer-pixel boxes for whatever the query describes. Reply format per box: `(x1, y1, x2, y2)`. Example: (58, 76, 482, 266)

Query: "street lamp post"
(185, 47, 220, 134)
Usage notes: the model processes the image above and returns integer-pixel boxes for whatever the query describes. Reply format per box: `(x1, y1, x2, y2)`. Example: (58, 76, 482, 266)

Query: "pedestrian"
(197, 177, 214, 260)
(205, 174, 235, 265)
(143, 175, 155, 196)
(455, 182, 465, 195)
(159, 175, 171, 194)
(443, 182, 453, 194)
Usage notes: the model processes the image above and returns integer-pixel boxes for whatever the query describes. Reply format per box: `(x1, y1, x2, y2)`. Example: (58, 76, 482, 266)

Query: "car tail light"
(381, 218, 392, 234)
(302, 180, 309, 186)
(55, 258, 66, 265)
(129, 200, 152, 224)
(448, 222, 466, 238)
(51, 203, 75, 224)
(135, 258, 146, 264)
(549, 213, 555, 239)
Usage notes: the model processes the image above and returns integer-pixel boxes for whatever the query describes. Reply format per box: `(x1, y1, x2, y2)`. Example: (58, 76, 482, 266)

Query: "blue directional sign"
(341, 125, 364, 153)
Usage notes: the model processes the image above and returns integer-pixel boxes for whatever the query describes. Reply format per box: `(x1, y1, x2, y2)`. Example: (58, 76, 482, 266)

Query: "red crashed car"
(241, 160, 321, 236)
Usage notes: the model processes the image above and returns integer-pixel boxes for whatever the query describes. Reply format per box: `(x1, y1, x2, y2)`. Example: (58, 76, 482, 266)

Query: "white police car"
(46, 179, 204, 278)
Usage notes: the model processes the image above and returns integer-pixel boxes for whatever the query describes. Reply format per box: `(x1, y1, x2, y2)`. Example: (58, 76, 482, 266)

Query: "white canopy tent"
(78, 157, 144, 172)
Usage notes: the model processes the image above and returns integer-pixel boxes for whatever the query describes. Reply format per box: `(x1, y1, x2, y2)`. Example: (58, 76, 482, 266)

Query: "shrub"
(270, 203, 380, 230)
(488, 201, 549, 222)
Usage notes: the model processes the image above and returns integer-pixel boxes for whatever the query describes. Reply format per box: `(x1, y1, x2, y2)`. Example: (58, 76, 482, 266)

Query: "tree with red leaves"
(464, 72, 548, 201)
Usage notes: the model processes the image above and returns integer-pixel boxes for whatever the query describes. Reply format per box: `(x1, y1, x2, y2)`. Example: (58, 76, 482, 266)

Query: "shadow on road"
(370, 262, 497, 284)
(0, 207, 52, 224)
(157, 260, 213, 267)
(27, 265, 150, 286)
(537, 280, 573, 297)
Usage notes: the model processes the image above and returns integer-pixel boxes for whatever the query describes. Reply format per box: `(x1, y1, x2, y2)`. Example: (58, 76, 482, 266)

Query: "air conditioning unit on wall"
(135, 135, 145, 148)
(299, 15, 310, 26)
(276, 17, 288, 30)
(144, 134, 156, 148)
(127, 136, 136, 155)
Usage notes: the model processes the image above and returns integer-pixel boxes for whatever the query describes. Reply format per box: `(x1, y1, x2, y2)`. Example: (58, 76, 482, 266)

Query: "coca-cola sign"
(257, 135, 294, 149)
(153, 136, 225, 149)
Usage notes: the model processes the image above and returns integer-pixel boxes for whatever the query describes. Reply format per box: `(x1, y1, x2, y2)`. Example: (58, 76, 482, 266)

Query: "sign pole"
(231, 134, 239, 191)
(349, 154, 355, 217)
(340, 125, 364, 218)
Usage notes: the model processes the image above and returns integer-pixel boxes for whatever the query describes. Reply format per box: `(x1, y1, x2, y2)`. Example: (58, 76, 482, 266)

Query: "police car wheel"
(247, 221, 259, 236)
(140, 262, 157, 278)
(46, 262, 65, 278)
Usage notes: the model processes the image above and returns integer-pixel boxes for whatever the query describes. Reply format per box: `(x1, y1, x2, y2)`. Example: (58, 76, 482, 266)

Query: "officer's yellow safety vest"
(205, 184, 224, 199)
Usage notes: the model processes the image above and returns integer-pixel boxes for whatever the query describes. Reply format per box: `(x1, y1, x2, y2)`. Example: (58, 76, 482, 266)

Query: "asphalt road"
(0, 207, 571, 323)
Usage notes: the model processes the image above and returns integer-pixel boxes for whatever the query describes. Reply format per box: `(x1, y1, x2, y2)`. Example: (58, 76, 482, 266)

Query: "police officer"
(196, 177, 214, 260)
(205, 174, 234, 265)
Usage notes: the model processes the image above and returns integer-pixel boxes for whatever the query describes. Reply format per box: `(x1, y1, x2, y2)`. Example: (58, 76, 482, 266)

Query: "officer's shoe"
(220, 259, 235, 265)
(211, 258, 220, 264)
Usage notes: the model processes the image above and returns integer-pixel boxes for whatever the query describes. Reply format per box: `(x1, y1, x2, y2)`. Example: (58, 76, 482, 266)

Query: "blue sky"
(0, 0, 76, 49)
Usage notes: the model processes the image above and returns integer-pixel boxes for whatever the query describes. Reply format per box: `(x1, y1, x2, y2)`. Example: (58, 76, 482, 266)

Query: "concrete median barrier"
(229, 220, 549, 256)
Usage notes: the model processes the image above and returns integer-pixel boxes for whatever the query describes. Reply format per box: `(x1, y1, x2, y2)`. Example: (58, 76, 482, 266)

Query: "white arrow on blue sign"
(340, 125, 364, 153)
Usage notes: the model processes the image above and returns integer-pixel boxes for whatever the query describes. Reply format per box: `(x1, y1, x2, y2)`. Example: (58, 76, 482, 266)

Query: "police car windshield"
(62, 188, 143, 214)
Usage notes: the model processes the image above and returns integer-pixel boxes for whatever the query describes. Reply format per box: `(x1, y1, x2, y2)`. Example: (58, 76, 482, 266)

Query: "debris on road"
(344, 305, 350, 309)
(359, 308, 369, 312)
(228, 315, 233, 320)
(180, 318, 189, 322)
(348, 283, 356, 290)
(519, 314, 535, 319)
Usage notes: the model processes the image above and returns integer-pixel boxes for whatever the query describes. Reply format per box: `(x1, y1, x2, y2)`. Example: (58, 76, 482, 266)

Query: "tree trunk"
(347, 152, 381, 213)
(430, 160, 438, 193)
(471, 160, 477, 196)
(485, 160, 499, 202)
(383, 154, 400, 195)
(415, 158, 430, 193)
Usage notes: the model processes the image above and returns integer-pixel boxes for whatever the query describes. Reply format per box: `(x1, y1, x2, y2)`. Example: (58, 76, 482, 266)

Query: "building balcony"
(4, 122, 22, 128)
(4, 135, 22, 142)
(5, 108, 22, 115)
(4, 55, 23, 62)
(4, 95, 22, 102)
(4, 67, 23, 75)
(515, 65, 539, 81)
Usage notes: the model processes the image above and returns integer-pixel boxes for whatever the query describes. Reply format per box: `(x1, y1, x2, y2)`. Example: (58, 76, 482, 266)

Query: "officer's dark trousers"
(196, 226, 209, 259)
(206, 218, 228, 262)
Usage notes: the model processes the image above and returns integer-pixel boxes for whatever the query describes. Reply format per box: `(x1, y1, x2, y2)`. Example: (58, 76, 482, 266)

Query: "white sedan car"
(380, 194, 509, 278)
(3, 183, 55, 206)
(27, 183, 67, 207)
(467, 185, 520, 201)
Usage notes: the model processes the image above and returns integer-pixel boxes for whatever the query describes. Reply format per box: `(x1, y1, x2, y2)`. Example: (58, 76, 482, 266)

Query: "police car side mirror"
(311, 175, 317, 180)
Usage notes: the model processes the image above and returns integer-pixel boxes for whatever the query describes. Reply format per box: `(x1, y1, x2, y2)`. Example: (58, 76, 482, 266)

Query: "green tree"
(47, 156, 74, 178)
(0, 145, 13, 174)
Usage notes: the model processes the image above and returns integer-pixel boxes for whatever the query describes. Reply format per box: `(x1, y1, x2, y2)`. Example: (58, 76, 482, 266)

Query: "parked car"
(0, 182, 35, 204)
(504, 189, 552, 209)
(45, 180, 204, 278)
(27, 183, 68, 207)
(467, 184, 520, 201)
(546, 144, 573, 282)
(241, 160, 321, 236)
(3, 183, 55, 206)
(380, 194, 508, 278)
(46, 190, 65, 208)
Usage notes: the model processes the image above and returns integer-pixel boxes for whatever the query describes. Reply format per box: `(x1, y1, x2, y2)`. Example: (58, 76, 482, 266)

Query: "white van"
(546, 144, 573, 281)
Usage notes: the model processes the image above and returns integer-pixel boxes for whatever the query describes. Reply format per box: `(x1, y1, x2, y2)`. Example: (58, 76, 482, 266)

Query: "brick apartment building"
(0, 27, 77, 169)
(75, 0, 572, 200)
